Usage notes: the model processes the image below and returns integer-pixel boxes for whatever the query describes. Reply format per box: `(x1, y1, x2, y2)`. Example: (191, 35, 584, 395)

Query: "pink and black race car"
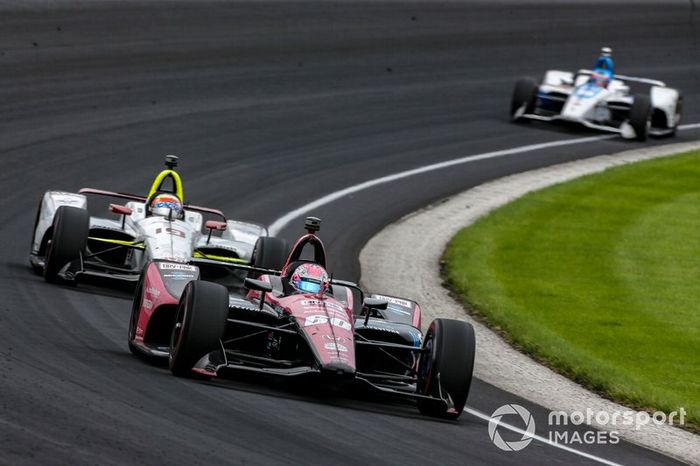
(129, 217, 477, 420)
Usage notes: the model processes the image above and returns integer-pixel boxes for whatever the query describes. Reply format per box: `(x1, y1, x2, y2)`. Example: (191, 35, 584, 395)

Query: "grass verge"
(445, 149, 700, 430)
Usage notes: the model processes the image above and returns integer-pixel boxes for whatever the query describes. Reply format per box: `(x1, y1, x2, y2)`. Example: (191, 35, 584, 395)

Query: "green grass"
(445, 150, 700, 429)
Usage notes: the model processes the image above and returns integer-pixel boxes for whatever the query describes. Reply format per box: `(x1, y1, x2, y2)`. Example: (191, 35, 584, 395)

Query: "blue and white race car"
(510, 48, 682, 141)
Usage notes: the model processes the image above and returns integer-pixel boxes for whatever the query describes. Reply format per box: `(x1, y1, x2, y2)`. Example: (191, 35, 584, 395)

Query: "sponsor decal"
(155, 227, 186, 238)
(302, 307, 347, 318)
(322, 334, 347, 343)
(158, 262, 196, 271)
(163, 272, 196, 280)
(301, 299, 345, 312)
(373, 295, 412, 308)
(304, 315, 352, 331)
(56, 197, 81, 205)
(324, 342, 348, 352)
(142, 298, 153, 310)
(145, 286, 161, 298)
(363, 325, 400, 335)
(301, 299, 323, 306)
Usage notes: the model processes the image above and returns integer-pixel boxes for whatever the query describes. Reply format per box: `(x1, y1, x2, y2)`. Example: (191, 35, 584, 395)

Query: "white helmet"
(600, 47, 612, 57)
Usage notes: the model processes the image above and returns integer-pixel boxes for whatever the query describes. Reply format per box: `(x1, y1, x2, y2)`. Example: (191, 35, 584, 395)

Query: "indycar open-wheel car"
(160, 217, 477, 419)
(30, 155, 280, 286)
(511, 69, 681, 141)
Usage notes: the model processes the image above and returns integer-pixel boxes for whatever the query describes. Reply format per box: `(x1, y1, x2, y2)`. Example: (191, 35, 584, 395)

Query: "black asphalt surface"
(1, 1, 698, 465)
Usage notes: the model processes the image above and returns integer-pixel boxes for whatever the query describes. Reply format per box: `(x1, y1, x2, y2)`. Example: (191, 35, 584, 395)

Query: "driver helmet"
(150, 194, 183, 219)
(600, 47, 612, 58)
(290, 263, 329, 294)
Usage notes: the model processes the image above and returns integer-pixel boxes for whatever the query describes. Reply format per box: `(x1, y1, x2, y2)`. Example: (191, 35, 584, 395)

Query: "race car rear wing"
(78, 188, 227, 221)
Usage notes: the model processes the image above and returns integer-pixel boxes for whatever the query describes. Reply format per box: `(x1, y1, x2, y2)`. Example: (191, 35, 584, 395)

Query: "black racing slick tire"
(169, 280, 228, 377)
(252, 236, 289, 271)
(417, 318, 476, 420)
(43, 205, 89, 284)
(629, 94, 652, 142)
(510, 77, 538, 121)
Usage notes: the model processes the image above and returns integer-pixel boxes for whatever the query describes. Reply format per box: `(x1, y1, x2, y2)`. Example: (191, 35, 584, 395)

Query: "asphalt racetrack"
(1, 1, 698, 464)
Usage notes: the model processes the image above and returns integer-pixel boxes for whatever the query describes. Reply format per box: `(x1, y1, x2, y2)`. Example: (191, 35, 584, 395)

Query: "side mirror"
(110, 204, 133, 216)
(205, 220, 227, 244)
(205, 220, 227, 231)
(362, 298, 388, 326)
(245, 278, 273, 311)
(244, 278, 273, 293)
(363, 298, 388, 310)
(110, 204, 132, 229)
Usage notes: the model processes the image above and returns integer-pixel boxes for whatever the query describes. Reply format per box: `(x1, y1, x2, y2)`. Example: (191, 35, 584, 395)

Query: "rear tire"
(629, 94, 652, 141)
(417, 318, 476, 419)
(169, 280, 229, 377)
(510, 78, 538, 122)
(252, 236, 289, 271)
(43, 206, 89, 284)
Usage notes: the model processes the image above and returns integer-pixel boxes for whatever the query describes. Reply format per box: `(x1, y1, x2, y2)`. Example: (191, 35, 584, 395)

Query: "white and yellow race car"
(30, 155, 287, 285)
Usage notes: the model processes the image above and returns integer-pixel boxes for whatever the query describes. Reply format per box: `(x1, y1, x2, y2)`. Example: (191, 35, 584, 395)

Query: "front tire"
(629, 94, 652, 142)
(43, 206, 89, 284)
(169, 280, 229, 377)
(510, 78, 538, 122)
(417, 318, 476, 419)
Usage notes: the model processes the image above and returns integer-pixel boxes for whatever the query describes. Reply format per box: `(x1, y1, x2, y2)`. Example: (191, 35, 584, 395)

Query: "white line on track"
(268, 123, 700, 235)
(463, 407, 625, 466)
